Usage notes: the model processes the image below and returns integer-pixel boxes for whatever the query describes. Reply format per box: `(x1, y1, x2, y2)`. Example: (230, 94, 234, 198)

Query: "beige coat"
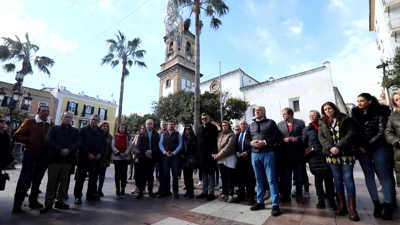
(111, 135, 133, 161)
(217, 129, 236, 159)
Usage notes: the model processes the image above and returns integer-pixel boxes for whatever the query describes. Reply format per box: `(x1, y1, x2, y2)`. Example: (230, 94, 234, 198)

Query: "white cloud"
(89, 5, 94, 10)
(39, 32, 78, 54)
(282, 19, 291, 25)
(287, 22, 303, 36)
(329, 0, 344, 9)
(63, 0, 69, 5)
(294, 48, 300, 54)
(98, 0, 115, 12)
(343, 30, 354, 35)
(70, 78, 82, 84)
(74, 5, 81, 10)
(351, 20, 368, 28)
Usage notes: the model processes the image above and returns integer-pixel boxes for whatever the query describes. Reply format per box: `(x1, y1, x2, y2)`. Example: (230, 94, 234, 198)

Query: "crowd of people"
(1, 91, 399, 222)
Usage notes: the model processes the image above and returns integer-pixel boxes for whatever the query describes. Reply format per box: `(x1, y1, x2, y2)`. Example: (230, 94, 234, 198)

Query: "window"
(210, 81, 220, 92)
(169, 42, 173, 52)
(79, 120, 88, 128)
(252, 108, 255, 117)
(186, 80, 191, 87)
(293, 100, 300, 112)
(186, 42, 192, 54)
(66, 101, 78, 116)
(1, 96, 12, 107)
(20, 101, 30, 111)
(38, 102, 48, 107)
(166, 79, 171, 88)
(71, 120, 75, 127)
(98, 108, 107, 121)
(82, 104, 93, 118)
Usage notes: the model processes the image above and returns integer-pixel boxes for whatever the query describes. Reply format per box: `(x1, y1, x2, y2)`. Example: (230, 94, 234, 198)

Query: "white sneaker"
(303, 191, 310, 199)
(291, 189, 296, 197)
(198, 181, 203, 186)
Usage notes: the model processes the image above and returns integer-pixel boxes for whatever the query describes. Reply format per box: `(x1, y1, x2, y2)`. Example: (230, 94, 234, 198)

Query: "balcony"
(382, 0, 400, 12)
(389, 17, 400, 36)
(376, 38, 381, 50)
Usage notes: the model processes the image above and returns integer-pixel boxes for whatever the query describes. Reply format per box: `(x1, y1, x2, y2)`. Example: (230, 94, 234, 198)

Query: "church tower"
(157, 32, 196, 98)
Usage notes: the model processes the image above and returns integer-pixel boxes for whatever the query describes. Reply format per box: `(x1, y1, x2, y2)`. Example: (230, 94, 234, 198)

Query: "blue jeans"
(162, 155, 179, 193)
(252, 151, 279, 206)
(14, 151, 48, 205)
(330, 163, 356, 196)
(357, 146, 393, 203)
(96, 167, 107, 190)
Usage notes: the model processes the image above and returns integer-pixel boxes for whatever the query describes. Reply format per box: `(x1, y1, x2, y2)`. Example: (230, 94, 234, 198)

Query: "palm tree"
(101, 30, 146, 126)
(172, 0, 229, 133)
(0, 33, 55, 76)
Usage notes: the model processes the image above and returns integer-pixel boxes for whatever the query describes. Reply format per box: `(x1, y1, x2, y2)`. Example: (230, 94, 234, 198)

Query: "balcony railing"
(389, 17, 400, 36)
(383, 0, 397, 5)
(383, 0, 400, 12)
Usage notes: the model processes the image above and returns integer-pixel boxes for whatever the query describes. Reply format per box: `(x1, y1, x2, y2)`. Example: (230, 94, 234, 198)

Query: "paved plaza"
(0, 164, 399, 225)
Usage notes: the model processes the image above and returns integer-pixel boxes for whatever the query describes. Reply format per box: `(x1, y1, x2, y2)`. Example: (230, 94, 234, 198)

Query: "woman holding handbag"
(181, 125, 197, 198)
(302, 110, 336, 210)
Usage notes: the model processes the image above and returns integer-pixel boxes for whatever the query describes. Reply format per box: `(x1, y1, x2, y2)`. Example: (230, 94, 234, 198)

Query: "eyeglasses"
(201, 118, 207, 121)
(185, 128, 191, 130)
(0, 120, 5, 123)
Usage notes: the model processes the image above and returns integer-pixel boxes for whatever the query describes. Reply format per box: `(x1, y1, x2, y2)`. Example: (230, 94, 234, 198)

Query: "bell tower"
(157, 32, 196, 98)
(157, 1, 196, 98)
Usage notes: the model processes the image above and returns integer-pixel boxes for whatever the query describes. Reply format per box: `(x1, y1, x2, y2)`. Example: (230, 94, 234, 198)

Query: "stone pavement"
(0, 164, 399, 225)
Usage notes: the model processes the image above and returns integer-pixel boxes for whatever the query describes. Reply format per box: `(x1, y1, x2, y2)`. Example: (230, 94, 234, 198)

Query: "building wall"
(27, 97, 58, 120)
(52, 90, 117, 133)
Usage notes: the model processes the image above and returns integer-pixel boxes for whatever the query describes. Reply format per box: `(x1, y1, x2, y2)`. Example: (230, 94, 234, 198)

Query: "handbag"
(188, 154, 198, 167)
(0, 171, 10, 191)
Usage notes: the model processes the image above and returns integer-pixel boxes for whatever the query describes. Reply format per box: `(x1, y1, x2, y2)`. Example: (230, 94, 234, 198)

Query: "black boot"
(372, 200, 383, 218)
(189, 190, 194, 199)
(382, 202, 393, 220)
(115, 180, 120, 196)
(183, 190, 190, 197)
(316, 198, 326, 209)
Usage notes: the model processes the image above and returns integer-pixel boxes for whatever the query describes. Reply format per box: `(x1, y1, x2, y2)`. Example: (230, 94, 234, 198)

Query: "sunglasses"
(201, 118, 207, 121)
(0, 120, 5, 123)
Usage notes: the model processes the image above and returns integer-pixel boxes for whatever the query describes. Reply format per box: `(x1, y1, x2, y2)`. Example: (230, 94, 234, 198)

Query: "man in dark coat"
(136, 119, 160, 199)
(196, 113, 218, 201)
(40, 112, 81, 214)
(74, 114, 105, 204)
(235, 120, 255, 204)
(277, 107, 306, 204)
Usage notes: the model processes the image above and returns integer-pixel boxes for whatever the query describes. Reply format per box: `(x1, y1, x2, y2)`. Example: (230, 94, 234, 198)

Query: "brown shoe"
(12, 204, 22, 213)
(348, 195, 360, 221)
(335, 193, 348, 215)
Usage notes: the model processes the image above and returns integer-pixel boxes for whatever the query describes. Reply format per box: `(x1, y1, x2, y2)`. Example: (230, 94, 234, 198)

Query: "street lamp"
(376, 63, 391, 110)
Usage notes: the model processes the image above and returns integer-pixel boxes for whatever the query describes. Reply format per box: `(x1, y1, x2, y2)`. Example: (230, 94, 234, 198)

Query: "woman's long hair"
(321, 102, 341, 125)
(391, 90, 400, 110)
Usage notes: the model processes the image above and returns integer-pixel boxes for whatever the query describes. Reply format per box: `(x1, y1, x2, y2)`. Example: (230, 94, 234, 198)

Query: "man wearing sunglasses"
(12, 106, 54, 213)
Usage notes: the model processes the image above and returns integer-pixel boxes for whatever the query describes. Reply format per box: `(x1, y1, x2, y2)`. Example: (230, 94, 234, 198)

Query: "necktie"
(239, 131, 244, 152)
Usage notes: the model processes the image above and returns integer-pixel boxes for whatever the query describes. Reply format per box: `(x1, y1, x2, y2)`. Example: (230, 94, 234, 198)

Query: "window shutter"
(82, 104, 86, 114)
(66, 101, 70, 111)
(105, 109, 108, 120)
(75, 103, 79, 116)
(98, 108, 100, 115)
(91, 106, 94, 115)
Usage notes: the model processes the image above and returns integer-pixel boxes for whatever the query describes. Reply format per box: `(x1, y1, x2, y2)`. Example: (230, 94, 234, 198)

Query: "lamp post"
(376, 63, 391, 110)
(0, 71, 33, 135)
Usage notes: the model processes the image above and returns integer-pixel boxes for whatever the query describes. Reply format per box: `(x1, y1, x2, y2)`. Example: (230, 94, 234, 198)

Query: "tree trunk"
(193, 0, 201, 135)
(118, 60, 127, 126)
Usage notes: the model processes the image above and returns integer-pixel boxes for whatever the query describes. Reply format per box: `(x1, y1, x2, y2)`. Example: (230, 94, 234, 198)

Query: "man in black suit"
(235, 120, 255, 204)
(277, 107, 306, 204)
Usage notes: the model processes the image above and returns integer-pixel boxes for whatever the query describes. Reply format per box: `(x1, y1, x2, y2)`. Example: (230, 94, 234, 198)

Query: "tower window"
(166, 79, 171, 88)
(169, 42, 173, 52)
(186, 42, 192, 54)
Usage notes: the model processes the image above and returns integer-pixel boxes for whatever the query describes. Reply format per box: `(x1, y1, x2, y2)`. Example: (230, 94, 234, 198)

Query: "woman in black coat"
(181, 125, 197, 198)
(302, 110, 336, 210)
(352, 93, 393, 220)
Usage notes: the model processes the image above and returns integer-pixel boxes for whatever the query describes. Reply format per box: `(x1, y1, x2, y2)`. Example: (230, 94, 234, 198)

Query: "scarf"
(311, 122, 319, 130)
(115, 132, 127, 152)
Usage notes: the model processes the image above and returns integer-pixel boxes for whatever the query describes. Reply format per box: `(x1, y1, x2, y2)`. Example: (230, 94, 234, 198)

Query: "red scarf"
(115, 132, 127, 152)
(311, 122, 319, 130)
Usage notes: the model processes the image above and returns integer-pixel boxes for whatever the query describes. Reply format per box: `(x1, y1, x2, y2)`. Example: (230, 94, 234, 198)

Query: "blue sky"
(1, 0, 382, 116)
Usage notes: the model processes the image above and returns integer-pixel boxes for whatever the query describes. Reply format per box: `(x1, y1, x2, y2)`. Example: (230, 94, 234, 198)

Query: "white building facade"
(200, 62, 346, 126)
(370, 0, 400, 62)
